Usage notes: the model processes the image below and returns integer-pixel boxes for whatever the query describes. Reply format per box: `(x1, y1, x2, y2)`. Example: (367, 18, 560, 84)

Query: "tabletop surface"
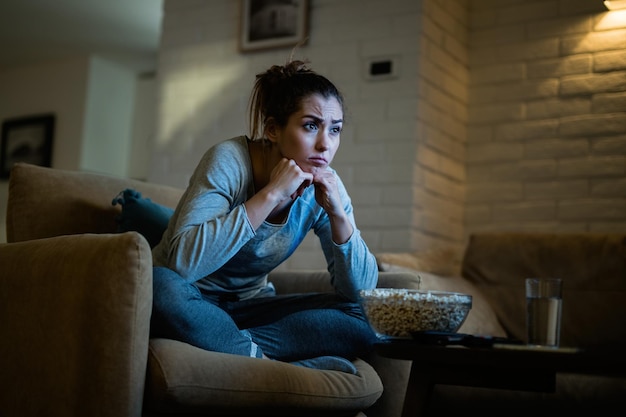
(374, 336, 626, 377)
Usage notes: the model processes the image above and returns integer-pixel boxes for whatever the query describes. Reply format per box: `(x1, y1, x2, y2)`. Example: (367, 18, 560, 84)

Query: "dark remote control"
(410, 331, 523, 347)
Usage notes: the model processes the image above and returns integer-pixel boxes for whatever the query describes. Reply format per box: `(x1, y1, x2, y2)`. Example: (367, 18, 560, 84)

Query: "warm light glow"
(604, 0, 626, 10)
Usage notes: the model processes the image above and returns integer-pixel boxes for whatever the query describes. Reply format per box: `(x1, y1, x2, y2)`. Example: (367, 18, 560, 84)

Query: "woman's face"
(268, 94, 343, 175)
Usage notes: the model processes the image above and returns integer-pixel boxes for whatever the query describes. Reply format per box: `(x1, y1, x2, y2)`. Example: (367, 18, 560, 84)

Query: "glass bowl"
(359, 288, 472, 338)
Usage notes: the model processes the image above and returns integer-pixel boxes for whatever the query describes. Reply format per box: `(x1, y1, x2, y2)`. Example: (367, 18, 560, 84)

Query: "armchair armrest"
(0, 232, 152, 417)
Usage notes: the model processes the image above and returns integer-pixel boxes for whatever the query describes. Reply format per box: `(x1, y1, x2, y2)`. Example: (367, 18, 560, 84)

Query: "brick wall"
(413, 0, 469, 254)
(467, 0, 626, 233)
(151, 0, 625, 270)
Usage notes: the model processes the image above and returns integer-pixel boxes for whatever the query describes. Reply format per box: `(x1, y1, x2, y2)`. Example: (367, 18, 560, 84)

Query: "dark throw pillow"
(112, 189, 174, 248)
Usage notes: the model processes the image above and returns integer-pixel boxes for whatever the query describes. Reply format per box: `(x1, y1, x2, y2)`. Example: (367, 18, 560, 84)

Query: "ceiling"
(0, 0, 163, 72)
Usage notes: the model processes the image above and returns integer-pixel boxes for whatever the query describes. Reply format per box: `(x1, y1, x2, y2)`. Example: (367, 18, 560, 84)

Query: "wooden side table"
(375, 338, 626, 417)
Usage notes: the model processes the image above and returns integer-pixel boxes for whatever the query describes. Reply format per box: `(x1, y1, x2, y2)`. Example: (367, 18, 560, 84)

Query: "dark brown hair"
(248, 59, 345, 140)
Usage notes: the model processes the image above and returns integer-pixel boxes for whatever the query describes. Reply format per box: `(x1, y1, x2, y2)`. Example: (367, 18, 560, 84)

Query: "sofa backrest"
(462, 232, 626, 349)
(6, 163, 184, 243)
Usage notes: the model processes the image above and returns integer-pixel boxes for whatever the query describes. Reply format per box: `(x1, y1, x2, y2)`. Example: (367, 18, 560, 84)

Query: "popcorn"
(359, 288, 472, 338)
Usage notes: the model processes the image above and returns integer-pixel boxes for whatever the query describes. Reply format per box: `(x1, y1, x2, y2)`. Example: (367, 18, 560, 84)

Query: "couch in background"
(376, 232, 626, 415)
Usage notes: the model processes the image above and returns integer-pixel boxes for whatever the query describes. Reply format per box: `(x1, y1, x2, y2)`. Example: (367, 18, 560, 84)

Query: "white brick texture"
(467, 0, 626, 234)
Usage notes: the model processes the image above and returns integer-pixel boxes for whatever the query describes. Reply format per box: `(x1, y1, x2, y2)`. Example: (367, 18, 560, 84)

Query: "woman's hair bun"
(262, 60, 311, 81)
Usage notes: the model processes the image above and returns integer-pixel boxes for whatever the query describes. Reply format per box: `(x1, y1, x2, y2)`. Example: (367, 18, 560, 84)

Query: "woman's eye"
(304, 122, 318, 131)
(331, 126, 342, 134)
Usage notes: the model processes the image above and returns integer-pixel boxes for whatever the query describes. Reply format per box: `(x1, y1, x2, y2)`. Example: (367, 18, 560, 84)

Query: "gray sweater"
(152, 136, 378, 301)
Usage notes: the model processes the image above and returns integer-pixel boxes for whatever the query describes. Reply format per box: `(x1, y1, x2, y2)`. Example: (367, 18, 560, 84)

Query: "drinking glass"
(525, 278, 562, 348)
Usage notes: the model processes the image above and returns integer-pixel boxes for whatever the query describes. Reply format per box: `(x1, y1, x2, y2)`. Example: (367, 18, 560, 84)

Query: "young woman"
(150, 59, 378, 373)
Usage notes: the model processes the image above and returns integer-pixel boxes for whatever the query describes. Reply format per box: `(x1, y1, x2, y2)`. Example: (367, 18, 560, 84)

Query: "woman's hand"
(269, 158, 313, 202)
(245, 158, 312, 229)
(312, 169, 343, 216)
(313, 169, 353, 244)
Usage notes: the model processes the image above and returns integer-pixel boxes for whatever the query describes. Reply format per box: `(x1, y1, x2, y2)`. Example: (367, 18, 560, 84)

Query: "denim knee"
(150, 267, 263, 357)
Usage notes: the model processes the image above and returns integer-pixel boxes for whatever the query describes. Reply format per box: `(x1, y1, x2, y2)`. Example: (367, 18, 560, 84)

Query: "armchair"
(0, 163, 420, 417)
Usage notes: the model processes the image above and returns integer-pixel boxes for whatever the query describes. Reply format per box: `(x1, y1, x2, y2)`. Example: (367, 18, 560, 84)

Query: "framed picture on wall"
(0, 114, 55, 179)
(239, 0, 309, 52)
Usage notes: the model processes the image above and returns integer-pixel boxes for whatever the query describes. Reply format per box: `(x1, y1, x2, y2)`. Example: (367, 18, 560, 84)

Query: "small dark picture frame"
(239, 0, 309, 52)
(0, 114, 55, 178)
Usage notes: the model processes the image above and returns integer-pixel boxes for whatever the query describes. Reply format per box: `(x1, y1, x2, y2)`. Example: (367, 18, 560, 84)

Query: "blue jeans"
(150, 267, 378, 361)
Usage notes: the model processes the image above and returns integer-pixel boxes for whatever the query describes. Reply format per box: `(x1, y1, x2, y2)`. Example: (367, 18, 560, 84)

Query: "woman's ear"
(265, 118, 279, 143)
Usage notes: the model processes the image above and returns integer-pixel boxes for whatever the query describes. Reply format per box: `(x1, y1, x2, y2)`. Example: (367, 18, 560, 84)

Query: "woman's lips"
(308, 157, 328, 166)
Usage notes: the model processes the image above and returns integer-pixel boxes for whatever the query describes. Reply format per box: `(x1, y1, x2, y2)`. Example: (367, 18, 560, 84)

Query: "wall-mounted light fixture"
(604, 0, 626, 10)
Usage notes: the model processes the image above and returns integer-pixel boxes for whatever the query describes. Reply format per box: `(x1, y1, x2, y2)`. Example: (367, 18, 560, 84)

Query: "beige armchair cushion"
(145, 339, 383, 417)
(141, 272, 386, 416)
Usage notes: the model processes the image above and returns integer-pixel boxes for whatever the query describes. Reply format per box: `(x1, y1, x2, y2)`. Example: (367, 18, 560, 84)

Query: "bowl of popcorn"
(359, 288, 472, 338)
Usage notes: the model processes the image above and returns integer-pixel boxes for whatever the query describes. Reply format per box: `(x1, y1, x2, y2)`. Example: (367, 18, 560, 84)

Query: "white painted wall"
(0, 55, 151, 242)
(0, 57, 90, 242)
(0, 57, 90, 171)
(129, 73, 158, 181)
(80, 56, 137, 177)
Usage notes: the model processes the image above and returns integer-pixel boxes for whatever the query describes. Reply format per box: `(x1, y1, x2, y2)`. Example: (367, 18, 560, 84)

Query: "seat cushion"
(145, 338, 383, 417)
